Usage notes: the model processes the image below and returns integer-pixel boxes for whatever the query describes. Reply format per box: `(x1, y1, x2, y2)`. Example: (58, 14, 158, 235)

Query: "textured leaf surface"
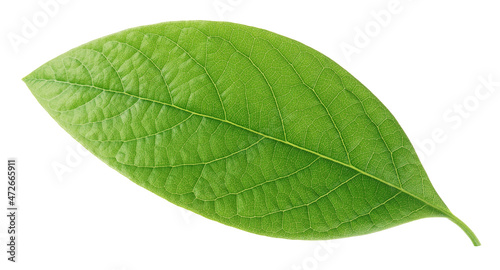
(24, 21, 479, 245)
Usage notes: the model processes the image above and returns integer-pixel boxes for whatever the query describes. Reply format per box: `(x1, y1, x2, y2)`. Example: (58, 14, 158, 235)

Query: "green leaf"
(23, 21, 479, 245)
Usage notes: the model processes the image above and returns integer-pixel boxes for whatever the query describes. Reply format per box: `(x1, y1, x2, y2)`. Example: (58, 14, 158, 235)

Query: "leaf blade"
(23, 20, 479, 245)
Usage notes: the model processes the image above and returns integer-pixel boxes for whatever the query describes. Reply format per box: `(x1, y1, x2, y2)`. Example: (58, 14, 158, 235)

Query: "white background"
(1, 0, 499, 269)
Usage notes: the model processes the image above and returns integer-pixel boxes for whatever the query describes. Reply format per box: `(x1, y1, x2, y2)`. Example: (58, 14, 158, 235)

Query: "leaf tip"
(22, 73, 33, 84)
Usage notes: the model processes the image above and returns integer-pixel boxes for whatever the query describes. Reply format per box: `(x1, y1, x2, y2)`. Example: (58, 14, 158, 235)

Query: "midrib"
(28, 77, 454, 218)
